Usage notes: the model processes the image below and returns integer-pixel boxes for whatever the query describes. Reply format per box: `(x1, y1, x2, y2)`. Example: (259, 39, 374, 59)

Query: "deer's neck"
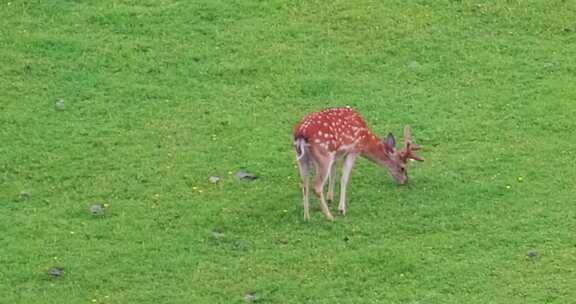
(361, 133, 389, 165)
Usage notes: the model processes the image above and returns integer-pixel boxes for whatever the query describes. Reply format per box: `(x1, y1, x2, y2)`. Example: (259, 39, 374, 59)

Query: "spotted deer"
(293, 107, 423, 221)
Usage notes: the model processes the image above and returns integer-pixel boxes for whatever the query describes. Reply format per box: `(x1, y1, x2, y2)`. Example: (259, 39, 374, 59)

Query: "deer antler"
(400, 126, 424, 162)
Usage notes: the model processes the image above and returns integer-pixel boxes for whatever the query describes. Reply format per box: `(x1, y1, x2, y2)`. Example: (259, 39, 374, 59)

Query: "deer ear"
(384, 133, 395, 153)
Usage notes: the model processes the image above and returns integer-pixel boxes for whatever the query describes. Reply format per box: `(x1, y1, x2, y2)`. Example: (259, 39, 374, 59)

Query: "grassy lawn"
(2, 0, 576, 303)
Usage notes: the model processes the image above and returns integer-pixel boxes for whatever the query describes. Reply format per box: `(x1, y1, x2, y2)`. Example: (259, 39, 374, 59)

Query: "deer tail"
(294, 136, 307, 161)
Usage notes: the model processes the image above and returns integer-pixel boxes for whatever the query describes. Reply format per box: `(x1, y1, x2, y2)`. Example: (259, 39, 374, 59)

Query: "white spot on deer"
(318, 130, 323, 136)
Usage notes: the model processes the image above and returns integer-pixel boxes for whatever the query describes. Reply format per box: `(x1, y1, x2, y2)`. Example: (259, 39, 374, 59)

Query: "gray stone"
(244, 292, 258, 302)
(48, 267, 64, 278)
(408, 61, 421, 70)
(89, 203, 103, 215)
(236, 170, 258, 181)
(55, 99, 65, 110)
(234, 239, 249, 251)
(19, 191, 29, 201)
(212, 231, 225, 240)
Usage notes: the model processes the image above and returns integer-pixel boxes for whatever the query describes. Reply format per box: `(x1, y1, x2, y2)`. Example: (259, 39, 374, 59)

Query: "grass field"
(2, 0, 576, 303)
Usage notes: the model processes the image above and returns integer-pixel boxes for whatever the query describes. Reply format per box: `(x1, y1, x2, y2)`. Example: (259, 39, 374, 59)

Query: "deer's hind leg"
(296, 148, 311, 221)
(310, 150, 335, 221)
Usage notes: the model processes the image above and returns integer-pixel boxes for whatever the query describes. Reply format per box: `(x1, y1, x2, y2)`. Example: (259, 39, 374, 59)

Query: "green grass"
(2, 0, 576, 303)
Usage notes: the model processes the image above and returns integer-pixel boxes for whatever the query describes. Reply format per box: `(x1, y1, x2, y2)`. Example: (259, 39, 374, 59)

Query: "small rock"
(89, 203, 103, 215)
(55, 99, 65, 110)
(19, 191, 29, 201)
(408, 60, 421, 70)
(527, 250, 538, 258)
(48, 267, 64, 278)
(234, 239, 249, 251)
(236, 170, 258, 181)
(209, 176, 220, 184)
(244, 292, 258, 302)
(212, 230, 225, 240)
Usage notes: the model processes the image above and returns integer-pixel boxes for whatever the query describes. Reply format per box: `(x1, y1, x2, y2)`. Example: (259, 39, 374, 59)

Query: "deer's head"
(382, 126, 424, 185)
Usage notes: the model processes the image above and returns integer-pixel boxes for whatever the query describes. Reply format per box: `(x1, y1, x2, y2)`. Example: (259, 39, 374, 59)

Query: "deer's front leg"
(338, 154, 357, 216)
